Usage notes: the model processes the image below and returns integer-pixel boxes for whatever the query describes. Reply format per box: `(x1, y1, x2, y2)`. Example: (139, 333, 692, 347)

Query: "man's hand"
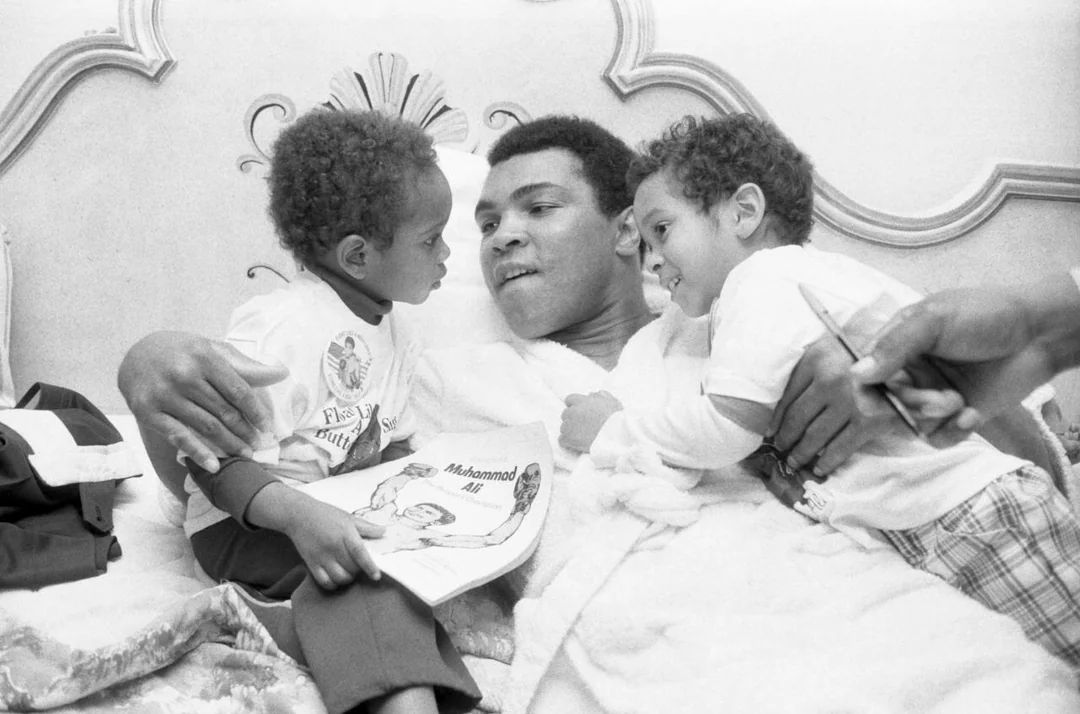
(767, 335, 900, 475)
(559, 390, 623, 454)
(281, 497, 385, 590)
(117, 331, 288, 472)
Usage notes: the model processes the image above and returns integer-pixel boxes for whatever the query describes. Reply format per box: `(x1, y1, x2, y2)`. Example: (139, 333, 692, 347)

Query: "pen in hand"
(797, 284, 925, 439)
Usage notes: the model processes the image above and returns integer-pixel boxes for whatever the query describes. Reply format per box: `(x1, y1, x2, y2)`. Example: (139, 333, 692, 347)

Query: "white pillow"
(396, 146, 514, 348)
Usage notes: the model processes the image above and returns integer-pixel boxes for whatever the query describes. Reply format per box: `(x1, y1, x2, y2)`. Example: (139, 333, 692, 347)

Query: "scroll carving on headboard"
(0, 0, 175, 176)
(603, 0, 1080, 248)
(237, 51, 534, 175)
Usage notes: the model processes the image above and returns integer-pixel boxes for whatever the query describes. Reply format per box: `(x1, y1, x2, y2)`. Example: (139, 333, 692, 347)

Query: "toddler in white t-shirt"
(183, 108, 480, 714)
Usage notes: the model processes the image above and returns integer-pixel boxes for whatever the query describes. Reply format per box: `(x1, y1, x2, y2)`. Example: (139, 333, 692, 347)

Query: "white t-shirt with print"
(183, 270, 420, 536)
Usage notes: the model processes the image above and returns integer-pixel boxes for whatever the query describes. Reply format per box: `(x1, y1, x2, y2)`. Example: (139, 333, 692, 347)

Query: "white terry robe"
(411, 306, 1079, 714)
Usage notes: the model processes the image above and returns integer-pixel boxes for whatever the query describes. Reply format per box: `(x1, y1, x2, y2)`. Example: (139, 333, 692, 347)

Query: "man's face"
(474, 149, 624, 339)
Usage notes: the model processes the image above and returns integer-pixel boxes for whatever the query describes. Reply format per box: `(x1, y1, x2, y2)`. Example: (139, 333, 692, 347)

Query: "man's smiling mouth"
(495, 265, 539, 286)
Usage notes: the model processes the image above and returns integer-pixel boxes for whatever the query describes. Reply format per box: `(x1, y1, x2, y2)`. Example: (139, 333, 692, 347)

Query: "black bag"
(0, 383, 140, 588)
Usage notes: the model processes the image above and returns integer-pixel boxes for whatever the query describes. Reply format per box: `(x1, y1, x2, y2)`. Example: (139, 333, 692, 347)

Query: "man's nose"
(488, 217, 529, 253)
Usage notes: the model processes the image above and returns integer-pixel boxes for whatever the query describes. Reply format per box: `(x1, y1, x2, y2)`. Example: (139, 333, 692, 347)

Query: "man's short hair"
(268, 109, 437, 264)
(487, 115, 635, 218)
(627, 113, 815, 245)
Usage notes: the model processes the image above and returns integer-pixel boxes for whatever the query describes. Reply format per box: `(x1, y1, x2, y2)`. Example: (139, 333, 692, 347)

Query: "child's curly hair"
(268, 109, 437, 265)
(627, 114, 814, 244)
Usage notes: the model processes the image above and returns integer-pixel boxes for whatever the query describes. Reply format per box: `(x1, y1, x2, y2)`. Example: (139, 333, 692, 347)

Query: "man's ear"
(731, 183, 766, 241)
(337, 234, 369, 280)
(612, 206, 641, 258)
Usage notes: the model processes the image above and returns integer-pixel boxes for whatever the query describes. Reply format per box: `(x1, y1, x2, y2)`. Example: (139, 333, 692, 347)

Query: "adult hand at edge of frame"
(849, 282, 1077, 443)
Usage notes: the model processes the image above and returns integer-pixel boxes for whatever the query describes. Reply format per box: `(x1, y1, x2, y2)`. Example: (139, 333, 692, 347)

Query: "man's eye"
(652, 223, 668, 240)
(529, 204, 555, 215)
(478, 219, 498, 236)
(424, 234, 441, 247)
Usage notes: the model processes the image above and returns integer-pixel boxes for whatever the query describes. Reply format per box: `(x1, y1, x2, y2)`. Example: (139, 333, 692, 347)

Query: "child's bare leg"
(367, 685, 438, 714)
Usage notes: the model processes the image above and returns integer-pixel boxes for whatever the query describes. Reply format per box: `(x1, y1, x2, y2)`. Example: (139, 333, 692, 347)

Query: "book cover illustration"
(300, 421, 553, 605)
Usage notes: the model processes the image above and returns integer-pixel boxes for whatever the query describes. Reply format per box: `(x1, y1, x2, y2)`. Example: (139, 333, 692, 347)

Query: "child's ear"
(337, 234, 369, 280)
(612, 206, 641, 258)
(731, 183, 766, 240)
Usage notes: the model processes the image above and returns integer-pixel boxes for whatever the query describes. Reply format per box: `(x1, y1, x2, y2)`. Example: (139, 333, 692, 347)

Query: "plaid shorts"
(882, 465, 1080, 670)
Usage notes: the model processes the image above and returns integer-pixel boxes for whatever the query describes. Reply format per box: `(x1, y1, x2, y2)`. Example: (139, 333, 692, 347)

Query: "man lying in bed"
(118, 115, 1079, 710)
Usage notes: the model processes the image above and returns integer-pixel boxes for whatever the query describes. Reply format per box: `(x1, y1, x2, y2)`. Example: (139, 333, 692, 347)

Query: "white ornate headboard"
(1, 0, 1078, 416)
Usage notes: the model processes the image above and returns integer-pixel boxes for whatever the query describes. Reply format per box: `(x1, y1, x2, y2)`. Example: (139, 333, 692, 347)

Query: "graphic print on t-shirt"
(330, 404, 383, 475)
(324, 330, 372, 402)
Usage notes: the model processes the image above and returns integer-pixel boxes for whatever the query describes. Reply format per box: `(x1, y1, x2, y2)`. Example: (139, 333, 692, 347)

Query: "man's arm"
(117, 331, 288, 476)
(765, 335, 900, 474)
(139, 421, 189, 503)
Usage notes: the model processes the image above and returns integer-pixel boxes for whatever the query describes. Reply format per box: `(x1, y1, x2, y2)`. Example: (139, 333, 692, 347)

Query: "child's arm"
(188, 458, 385, 590)
(244, 481, 385, 590)
(187, 456, 279, 525)
(560, 390, 763, 470)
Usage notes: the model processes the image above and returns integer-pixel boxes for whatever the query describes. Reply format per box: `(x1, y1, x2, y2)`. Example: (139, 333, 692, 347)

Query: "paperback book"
(300, 421, 553, 605)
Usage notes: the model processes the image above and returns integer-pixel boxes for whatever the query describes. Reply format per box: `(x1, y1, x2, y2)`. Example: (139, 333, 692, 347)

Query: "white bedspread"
(1, 309, 1077, 713)
(519, 482, 1079, 713)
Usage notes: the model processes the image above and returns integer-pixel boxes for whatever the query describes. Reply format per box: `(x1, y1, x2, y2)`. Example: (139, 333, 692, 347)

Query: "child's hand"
(283, 498, 386, 590)
(1057, 423, 1080, 464)
(559, 390, 623, 453)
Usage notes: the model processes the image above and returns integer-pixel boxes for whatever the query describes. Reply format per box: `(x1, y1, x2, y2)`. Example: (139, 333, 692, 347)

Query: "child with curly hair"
(559, 113, 1080, 670)
(182, 108, 480, 714)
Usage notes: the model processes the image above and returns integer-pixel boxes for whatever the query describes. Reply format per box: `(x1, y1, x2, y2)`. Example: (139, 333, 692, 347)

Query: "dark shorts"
(190, 518, 481, 714)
